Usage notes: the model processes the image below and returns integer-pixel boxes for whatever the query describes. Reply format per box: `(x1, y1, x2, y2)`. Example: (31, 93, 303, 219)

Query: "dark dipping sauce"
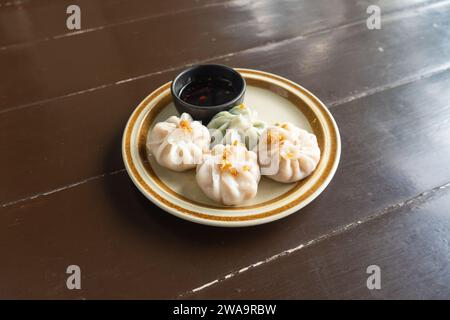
(179, 77, 236, 107)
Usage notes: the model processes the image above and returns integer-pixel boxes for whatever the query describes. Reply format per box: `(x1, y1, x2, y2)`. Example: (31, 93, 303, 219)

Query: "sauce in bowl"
(180, 77, 236, 107)
(171, 64, 246, 122)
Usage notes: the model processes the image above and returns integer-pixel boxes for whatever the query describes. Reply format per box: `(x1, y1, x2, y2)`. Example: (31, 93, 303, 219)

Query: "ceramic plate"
(122, 68, 341, 227)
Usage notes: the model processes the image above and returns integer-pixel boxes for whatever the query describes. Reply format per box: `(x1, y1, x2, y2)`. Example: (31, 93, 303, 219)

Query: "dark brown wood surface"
(1, 0, 449, 299)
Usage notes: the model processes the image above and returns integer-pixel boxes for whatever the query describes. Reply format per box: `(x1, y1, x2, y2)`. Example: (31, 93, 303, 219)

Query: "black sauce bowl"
(171, 64, 246, 123)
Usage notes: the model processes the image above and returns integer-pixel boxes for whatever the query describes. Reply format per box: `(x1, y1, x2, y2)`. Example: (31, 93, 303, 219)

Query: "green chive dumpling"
(207, 104, 266, 150)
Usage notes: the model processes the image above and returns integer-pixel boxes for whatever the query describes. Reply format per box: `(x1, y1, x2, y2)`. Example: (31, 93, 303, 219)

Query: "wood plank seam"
(0, 168, 126, 208)
(0, 0, 28, 9)
(2, 63, 450, 209)
(177, 181, 450, 298)
(0, 0, 446, 52)
(328, 62, 450, 107)
(1, 0, 449, 113)
(0, 0, 231, 51)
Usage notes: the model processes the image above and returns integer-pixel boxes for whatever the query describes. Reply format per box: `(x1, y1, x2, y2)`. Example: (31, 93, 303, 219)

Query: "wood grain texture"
(187, 183, 450, 299)
(0, 0, 227, 47)
(0, 0, 445, 110)
(1, 66, 450, 298)
(2, 1, 450, 204)
(2, 0, 450, 300)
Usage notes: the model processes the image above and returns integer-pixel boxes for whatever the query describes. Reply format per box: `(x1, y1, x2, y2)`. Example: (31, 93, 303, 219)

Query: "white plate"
(122, 68, 341, 227)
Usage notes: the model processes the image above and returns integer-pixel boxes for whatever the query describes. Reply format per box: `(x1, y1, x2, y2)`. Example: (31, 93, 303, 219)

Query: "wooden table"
(1, 0, 450, 299)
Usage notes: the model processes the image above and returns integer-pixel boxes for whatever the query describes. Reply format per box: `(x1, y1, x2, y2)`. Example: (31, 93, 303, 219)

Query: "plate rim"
(122, 68, 341, 227)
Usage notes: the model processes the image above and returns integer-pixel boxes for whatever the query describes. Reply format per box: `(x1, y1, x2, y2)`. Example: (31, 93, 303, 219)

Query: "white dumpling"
(196, 142, 261, 205)
(258, 122, 321, 183)
(147, 113, 210, 171)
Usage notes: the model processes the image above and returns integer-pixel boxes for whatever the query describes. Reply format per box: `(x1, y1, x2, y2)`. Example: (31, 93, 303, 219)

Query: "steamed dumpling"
(207, 104, 266, 150)
(196, 142, 261, 205)
(258, 122, 320, 183)
(147, 113, 210, 171)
